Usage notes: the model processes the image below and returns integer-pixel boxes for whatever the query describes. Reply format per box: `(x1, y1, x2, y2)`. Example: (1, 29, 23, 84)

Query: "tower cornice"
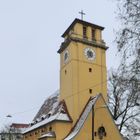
(57, 36, 108, 54)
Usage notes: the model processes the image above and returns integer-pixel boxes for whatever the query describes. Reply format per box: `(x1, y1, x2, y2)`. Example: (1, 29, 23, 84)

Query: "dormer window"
(41, 117, 45, 120)
(83, 26, 87, 39)
(92, 28, 96, 41)
(47, 112, 52, 118)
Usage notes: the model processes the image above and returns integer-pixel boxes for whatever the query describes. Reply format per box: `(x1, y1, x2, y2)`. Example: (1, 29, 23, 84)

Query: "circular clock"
(84, 48, 96, 60)
(64, 50, 69, 63)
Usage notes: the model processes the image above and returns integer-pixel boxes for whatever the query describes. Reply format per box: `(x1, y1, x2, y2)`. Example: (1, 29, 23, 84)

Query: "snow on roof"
(64, 95, 99, 140)
(33, 90, 59, 122)
(23, 108, 70, 134)
(23, 90, 71, 134)
(39, 131, 56, 139)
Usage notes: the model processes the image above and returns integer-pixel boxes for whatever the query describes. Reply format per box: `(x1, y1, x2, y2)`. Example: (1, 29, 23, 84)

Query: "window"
(47, 113, 51, 118)
(94, 132, 97, 136)
(89, 68, 92, 72)
(49, 126, 52, 131)
(64, 50, 69, 63)
(92, 28, 96, 40)
(45, 126, 47, 131)
(89, 89, 92, 94)
(83, 26, 87, 39)
(98, 126, 107, 139)
(64, 52, 68, 61)
(65, 70, 67, 74)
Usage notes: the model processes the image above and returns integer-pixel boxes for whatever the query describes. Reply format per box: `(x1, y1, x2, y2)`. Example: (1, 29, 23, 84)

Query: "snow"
(56, 113, 70, 120)
(23, 104, 70, 134)
(32, 90, 60, 123)
(20, 128, 29, 133)
(64, 95, 99, 140)
(23, 91, 99, 139)
(51, 101, 59, 113)
(23, 115, 57, 134)
(39, 131, 56, 138)
(48, 90, 59, 100)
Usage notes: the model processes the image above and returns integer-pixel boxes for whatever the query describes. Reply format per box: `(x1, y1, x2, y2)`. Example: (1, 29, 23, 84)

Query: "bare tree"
(0, 124, 22, 140)
(108, 68, 140, 139)
(116, 0, 140, 53)
(107, 0, 140, 139)
(115, 0, 140, 84)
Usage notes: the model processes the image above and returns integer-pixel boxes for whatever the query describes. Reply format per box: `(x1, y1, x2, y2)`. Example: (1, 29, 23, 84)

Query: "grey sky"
(0, 0, 118, 128)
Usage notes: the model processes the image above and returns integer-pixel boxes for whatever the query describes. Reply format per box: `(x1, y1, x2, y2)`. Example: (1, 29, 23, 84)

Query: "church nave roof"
(23, 90, 72, 134)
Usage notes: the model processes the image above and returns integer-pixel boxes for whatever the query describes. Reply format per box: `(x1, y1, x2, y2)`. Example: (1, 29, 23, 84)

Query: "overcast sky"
(0, 0, 119, 129)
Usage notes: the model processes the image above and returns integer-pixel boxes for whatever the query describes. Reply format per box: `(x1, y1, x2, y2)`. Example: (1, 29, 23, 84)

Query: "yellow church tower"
(23, 18, 123, 140)
(58, 18, 108, 123)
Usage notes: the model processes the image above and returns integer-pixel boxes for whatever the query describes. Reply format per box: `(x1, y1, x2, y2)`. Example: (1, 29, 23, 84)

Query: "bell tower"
(58, 19, 108, 123)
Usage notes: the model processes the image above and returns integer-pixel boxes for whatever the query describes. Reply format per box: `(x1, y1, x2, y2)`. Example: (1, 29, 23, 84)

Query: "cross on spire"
(79, 10, 86, 20)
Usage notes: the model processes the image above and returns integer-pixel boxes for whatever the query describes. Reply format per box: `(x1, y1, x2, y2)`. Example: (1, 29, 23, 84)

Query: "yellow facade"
(73, 95, 123, 140)
(23, 123, 56, 140)
(23, 122, 72, 140)
(23, 18, 123, 140)
(55, 122, 72, 140)
(60, 22, 107, 123)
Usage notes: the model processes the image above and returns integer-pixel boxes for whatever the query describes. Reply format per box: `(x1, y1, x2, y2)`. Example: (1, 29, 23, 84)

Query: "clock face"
(84, 48, 96, 60)
(64, 50, 69, 63)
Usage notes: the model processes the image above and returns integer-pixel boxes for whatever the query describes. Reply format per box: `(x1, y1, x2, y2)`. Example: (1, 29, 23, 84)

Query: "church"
(23, 18, 123, 140)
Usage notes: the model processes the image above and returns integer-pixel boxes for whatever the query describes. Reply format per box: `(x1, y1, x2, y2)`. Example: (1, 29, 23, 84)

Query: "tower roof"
(62, 18, 104, 38)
